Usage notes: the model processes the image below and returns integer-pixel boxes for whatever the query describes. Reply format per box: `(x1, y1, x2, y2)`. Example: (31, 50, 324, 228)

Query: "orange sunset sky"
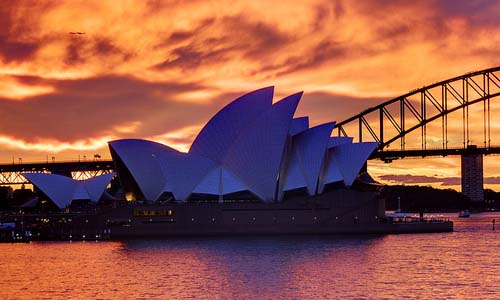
(1, 0, 500, 190)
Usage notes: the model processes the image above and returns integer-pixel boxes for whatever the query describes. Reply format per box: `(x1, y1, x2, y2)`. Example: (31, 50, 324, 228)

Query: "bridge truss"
(0, 161, 115, 185)
(334, 66, 500, 160)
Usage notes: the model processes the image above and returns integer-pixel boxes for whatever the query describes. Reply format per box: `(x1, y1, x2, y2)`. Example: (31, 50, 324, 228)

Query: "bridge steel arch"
(334, 66, 500, 159)
(333, 66, 500, 203)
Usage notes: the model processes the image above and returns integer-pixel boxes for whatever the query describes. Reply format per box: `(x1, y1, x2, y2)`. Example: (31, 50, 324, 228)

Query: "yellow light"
(125, 192, 135, 201)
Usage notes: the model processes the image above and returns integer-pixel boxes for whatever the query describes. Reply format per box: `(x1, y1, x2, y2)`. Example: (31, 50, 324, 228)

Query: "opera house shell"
(23, 173, 115, 209)
(109, 86, 378, 204)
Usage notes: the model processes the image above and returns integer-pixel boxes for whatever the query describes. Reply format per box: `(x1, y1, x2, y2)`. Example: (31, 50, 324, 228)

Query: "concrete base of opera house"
(105, 189, 453, 238)
(0, 189, 453, 241)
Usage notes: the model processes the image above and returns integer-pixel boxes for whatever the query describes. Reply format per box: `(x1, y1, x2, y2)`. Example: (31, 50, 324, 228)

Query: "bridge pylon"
(461, 145, 484, 202)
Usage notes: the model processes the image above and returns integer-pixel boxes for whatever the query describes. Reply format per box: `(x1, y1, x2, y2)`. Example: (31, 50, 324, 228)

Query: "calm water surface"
(0, 213, 498, 300)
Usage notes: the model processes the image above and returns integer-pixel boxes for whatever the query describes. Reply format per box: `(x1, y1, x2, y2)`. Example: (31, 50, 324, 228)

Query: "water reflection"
(118, 236, 385, 299)
(0, 213, 498, 300)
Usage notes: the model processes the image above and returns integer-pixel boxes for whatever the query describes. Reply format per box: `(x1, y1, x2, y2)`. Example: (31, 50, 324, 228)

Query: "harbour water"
(0, 213, 498, 300)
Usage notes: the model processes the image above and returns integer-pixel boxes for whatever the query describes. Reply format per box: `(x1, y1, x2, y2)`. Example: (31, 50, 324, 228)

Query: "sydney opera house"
(108, 87, 378, 204)
(20, 87, 455, 236)
(23, 87, 411, 235)
(26, 87, 378, 205)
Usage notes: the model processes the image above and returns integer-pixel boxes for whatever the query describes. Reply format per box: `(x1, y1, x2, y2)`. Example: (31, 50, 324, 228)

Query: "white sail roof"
(317, 147, 343, 193)
(23, 173, 77, 209)
(289, 117, 309, 135)
(283, 123, 335, 195)
(223, 92, 302, 201)
(318, 136, 355, 193)
(83, 173, 116, 202)
(23, 173, 114, 209)
(333, 142, 378, 186)
(73, 184, 89, 200)
(220, 167, 248, 194)
(192, 166, 248, 195)
(159, 152, 216, 201)
(282, 155, 306, 192)
(189, 86, 274, 163)
(109, 139, 179, 201)
(192, 166, 220, 195)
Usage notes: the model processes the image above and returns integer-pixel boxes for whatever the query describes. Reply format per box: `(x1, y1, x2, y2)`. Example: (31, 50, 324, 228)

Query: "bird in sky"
(69, 32, 85, 35)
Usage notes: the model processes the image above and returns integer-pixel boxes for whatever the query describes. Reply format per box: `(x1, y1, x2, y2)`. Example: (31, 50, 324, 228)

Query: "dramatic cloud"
(0, 0, 499, 189)
(379, 174, 500, 187)
(378, 174, 462, 186)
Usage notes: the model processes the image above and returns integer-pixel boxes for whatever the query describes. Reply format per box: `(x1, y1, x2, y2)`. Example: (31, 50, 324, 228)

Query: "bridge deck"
(0, 160, 115, 172)
(373, 146, 500, 161)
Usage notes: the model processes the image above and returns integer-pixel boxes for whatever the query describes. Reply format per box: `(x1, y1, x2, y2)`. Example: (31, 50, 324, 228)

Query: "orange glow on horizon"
(0, 135, 115, 153)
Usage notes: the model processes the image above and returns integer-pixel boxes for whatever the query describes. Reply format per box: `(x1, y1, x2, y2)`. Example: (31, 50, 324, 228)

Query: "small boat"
(458, 210, 470, 218)
(386, 211, 412, 218)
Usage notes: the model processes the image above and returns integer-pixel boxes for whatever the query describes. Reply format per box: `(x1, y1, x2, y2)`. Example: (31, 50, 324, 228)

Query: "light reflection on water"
(0, 213, 498, 300)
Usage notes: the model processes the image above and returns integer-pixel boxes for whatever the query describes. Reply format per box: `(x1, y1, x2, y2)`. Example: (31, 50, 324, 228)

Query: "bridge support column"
(461, 152, 484, 202)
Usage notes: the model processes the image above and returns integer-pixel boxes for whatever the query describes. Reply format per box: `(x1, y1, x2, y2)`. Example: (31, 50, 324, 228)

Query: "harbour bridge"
(2, 66, 500, 202)
(334, 66, 500, 202)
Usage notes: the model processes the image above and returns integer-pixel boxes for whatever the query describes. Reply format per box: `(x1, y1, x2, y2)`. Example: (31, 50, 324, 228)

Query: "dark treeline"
(0, 185, 34, 211)
(382, 185, 499, 212)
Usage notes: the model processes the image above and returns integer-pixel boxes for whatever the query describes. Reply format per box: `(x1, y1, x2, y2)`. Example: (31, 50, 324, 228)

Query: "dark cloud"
(375, 24, 412, 43)
(93, 37, 123, 57)
(0, 3, 37, 63)
(165, 18, 217, 44)
(0, 2, 133, 65)
(0, 75, 220, 142)
(226, 16, 290, 59)
(153, 15, 290, 71)
(65, 40, 84, 65)
(437, 0, 500, 25)
(168, 31, 195, 43)
(379, 174, 460, 186)
(275, 40, 349, 77)
(0, 1, 58, 63)
(356, 0, 500, 41)
(0, 81, 327, 147)
(0, 40, 39, 63)
(64, 34, 134, 66)
(484, 177, 500, 185)
(379, 173, 500, 186)
(0, 3, 13, 34)
(154, 43, 238, 70)
(312, 1, 344, 32)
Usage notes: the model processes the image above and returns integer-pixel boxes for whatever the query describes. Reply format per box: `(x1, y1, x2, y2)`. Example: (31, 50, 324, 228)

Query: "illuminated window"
(134, 210, 175, 217)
